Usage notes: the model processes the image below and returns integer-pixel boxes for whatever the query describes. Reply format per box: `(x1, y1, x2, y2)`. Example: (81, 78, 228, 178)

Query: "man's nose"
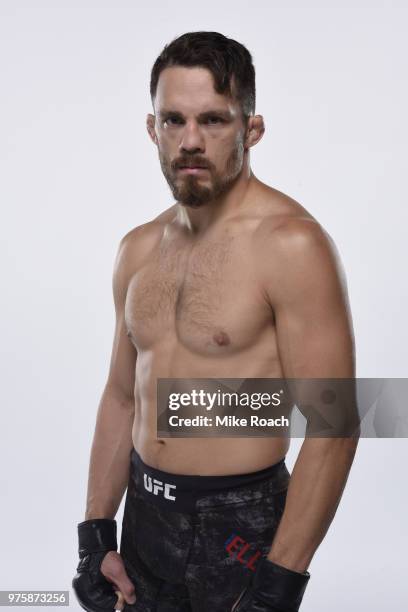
(179, 121, 205, 154)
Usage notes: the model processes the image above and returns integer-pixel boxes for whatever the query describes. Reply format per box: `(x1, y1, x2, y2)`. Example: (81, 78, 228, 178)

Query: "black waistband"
(130, 448, 287, 513)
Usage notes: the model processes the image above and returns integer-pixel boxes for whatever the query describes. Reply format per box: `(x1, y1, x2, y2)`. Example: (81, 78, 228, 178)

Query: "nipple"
(213, 331, 230, 346)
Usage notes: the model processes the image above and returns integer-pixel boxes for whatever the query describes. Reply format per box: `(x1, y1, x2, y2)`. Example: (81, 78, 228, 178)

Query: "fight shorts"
(119, 448, 290, 612)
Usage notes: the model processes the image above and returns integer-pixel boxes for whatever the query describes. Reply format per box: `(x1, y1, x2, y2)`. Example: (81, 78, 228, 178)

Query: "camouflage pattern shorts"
(119, 449, 290, 612)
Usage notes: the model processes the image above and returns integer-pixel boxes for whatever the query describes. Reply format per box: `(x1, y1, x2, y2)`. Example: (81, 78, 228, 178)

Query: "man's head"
(147, 31, 264, 208)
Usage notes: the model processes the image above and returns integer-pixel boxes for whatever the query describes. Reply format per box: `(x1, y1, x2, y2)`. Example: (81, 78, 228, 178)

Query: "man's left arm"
(262, 218, 359, 572)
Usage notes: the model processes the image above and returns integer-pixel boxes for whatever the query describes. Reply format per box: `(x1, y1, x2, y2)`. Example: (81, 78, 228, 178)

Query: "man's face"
(148, 66, 248, 208)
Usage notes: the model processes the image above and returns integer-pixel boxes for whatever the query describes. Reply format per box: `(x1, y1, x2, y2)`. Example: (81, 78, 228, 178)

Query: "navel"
(213, 331, 230, 346)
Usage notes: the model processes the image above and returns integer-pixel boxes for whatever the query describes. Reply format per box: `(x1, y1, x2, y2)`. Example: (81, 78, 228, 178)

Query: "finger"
(114, 575, 137, 605)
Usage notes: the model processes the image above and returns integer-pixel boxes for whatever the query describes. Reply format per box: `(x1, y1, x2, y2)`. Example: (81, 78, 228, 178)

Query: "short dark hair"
(150, 31, 256, 120)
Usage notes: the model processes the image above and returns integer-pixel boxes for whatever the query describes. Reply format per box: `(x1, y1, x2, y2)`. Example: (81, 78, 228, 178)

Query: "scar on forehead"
(213, 331, 230, 346)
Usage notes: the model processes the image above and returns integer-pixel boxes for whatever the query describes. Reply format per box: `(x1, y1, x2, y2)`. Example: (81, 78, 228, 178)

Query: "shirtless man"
(72, 31, 359, 612)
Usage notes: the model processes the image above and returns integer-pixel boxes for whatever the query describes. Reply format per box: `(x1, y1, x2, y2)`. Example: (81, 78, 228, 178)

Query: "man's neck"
(176, 169, 259, 235)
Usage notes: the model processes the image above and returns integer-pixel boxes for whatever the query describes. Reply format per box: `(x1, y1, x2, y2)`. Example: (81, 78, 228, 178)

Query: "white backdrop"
(0, 0, 407, 609)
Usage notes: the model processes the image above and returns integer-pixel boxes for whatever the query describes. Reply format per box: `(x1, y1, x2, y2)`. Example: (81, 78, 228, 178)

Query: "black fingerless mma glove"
(233, 557, 310, 612)
(72, 519, 119, 612)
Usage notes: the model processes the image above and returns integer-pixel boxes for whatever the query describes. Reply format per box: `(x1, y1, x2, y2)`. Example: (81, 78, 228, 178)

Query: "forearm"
(85, 386, 135, 520)
(267, 436, 359, 572)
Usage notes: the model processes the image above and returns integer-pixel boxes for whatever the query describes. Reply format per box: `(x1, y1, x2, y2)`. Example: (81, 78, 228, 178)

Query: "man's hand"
(72, 519, 136, 612)
(100, 551, 137, 610)
(231, 558, 310, 612)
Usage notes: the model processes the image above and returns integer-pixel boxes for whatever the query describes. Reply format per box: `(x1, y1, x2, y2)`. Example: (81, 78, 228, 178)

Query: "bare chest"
(125, 235, 271, 355)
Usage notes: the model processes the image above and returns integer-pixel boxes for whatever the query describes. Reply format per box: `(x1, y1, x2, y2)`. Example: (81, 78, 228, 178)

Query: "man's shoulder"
(114, 203, 178, 276)
(252, 186, 337, 271)
(255, 185, 327, 242)
(118, 204, 178, 256)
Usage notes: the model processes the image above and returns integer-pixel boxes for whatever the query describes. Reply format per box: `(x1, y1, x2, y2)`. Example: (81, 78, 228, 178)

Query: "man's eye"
(165, 116, 183, 125)
(206, 116, 223, 124)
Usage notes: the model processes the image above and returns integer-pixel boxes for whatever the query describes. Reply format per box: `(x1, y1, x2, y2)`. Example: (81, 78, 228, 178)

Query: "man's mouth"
(177, 166, 209, 174)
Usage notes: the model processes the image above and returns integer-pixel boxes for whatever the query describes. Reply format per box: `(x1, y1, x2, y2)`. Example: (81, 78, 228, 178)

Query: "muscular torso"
(125, 184, 313, 474)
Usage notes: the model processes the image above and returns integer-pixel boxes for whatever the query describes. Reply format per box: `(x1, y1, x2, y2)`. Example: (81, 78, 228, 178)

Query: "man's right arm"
(84, 232, 138, 520)
(73, 228, 152, 612)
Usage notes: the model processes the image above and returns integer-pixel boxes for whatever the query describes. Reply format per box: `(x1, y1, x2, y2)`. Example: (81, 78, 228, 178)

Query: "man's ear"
(146, 113, 158, 145)
(244, 115, 265, 149)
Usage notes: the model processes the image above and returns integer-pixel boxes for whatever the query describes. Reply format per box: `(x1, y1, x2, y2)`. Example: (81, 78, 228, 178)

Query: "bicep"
(105, 236, 137, 401)
(105, 310, 137, 401)
(265, 222, 355, 378)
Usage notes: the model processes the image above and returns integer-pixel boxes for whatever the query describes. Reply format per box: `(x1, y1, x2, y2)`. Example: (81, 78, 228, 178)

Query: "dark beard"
(159, 144, 244, 208)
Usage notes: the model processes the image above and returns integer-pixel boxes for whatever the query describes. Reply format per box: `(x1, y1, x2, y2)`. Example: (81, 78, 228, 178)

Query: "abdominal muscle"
(135, 432, 290, 476)
(131, 360, 290, 476)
